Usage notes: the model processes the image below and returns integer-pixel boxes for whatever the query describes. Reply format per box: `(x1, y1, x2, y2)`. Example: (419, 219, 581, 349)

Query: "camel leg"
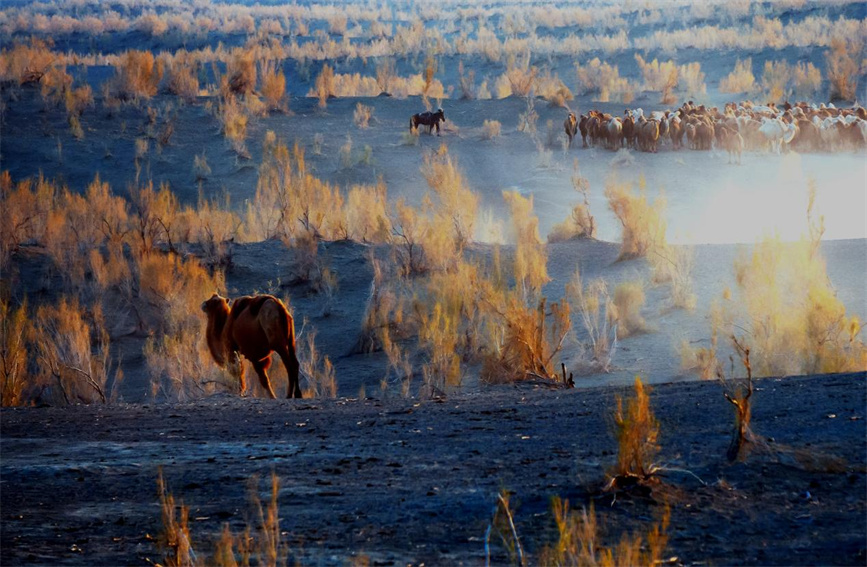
(251, 357, 277, 399)
(278, 348, 303, 399)
(229, 352, 247, 396)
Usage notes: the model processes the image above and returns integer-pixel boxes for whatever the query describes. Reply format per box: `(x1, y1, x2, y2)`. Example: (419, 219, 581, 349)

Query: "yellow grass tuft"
(604, 179, 666, 262)
(612, 377, 660, 481)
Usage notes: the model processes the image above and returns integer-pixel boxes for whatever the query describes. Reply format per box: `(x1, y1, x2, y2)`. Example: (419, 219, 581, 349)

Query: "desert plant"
(634, 54, 678, 104)
(315, 63, 335, 108)
(31, 298, 117, 405)
(218, 96, 249, 158)
(375, 57, 396, 95)
(540, 499, 669, 567)
(719, 58, 755, 94)
(612, 281, 648, 338)
(353, 102, 373, 129)
(259, 60, 287, 112)
(649, 243, 696, 311)
(548, 160, 596, 242)
(793, 61, 822, 98)
(156, 468, 195, 567)
(297, 325, 337, 398)
(165, 54, 199, 103)
(0, 38, 57, 85)
(111, 49, 164, 101)
(0, 299, 30, 407)
(482, 119, 502, 140)
(611, 377, 660, 483)
(761, 60, 792, 101)
(731, 189, 866, 376)
(485, 489, 525, 567)
(678, 62, 707, 98)
(575, 58, 634, 103)
(566, 270, 616, 374)
(825, 37, 861, 101)
(604, 179, 666, 261)
(719, 336, 755, 462)
(421, 145, 479, 260)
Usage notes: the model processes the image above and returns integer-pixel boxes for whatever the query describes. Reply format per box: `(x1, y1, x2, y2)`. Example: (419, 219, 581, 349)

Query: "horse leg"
(278, 347, 302, 399)
(251, 357, 277, 399)
(436, 121, 441, 136)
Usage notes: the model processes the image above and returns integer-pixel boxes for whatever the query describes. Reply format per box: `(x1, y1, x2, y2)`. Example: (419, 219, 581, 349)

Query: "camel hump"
(231, 294, 277, 319)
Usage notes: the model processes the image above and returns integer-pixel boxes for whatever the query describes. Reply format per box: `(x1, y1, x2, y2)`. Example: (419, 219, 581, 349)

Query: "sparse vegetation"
(719, 58, 755, 94)
(604, 179, 667, 261)
(611, 377, 660, 483)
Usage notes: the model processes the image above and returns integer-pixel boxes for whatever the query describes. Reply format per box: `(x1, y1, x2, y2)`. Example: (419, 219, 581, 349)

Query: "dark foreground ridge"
(2, 373, 865, 566)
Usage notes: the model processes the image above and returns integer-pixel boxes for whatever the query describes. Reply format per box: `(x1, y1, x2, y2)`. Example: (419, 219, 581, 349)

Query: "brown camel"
(201, 293, 302, 399)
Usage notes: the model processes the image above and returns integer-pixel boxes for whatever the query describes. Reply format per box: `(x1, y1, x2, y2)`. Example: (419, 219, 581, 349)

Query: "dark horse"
(410, 108, 445, 135)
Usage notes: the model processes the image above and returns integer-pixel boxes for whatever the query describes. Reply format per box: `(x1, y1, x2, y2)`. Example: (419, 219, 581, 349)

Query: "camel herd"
(568, 101, 867, 163)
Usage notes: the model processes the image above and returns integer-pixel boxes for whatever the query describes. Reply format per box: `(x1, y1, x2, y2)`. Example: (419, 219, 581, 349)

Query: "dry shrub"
(343, 181, 391, 243)
(761, 60, 792, 101)
(825, 37, 862, 101)
(156, 468, 194, 567)
(165, 54, 199, 103)
(297, 325, 337, 398)
(719, 58, 755, 94)
(111, 50, 164, 101)
(458, 60, 478, 100)
(487, 489, 525, 566)
(634, 54, 678, 104)
(356, 253, 411, 354)
(536, 71, 573, 108)
(793, 62, 822, 98)
(548, 160, 596, 242)
(376, 57, 396, 95)
(730, 187, 866, 376)
(612, 377, 660, 481)
(64, 85, 93, 118)
(604, 179, 666, 261)
(40, 65, 73, 108)
(0, 174, 54, 269)
(649, 244, 696, 311)
(517, 96, 539, 134)
(315, 63, 335, 108)
(503, 53, 537, 98)
(482, 119, 501, 140)
(218, 97, 249, 158)
(540, 500, 669, 567)
(226, 48, 256, 97)
(259, 60, 286, 111)
(612, 281, 648, 338)
(193, 152, 211, 181)
(44, 175, 129, 289)
(143, 252, 226, 401)
(421, 145, 479, 259)
(678, 62, 706, 97)
(353, 102, 373, 129)
(338, 135, 354, 169)
(418, 295, 462, 395)
(1, 299, 30, 407)
(32, 298, 117, 405)
(0, 38, 57, 85)
(566, 270, 616, 374)
(575, 58, 634, 103)
(480, 193, 570, 384)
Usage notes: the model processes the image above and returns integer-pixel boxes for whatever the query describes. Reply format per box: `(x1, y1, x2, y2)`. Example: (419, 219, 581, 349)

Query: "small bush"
(613, 281, 648, 338)
(612, 377, 660, 481)
(604, 179, 667, 261)
(218, 97, 249, 158)
(0, 299, 31, 407)
(298, 325, 337, 398)
(165, 55, 199, 103)
(826, 37, 861, 101)
(762, 60, 791, 101)
(315, 64, 335, 108)
(32, 298, 117, 405)
(634, 54, 678, 104)
(353, 102, 373, 129)
(482, 119, 501, 140)
(112, 50, 164, 101)
(719, 58, 755, 94)
(259, 60, 287, 111)
(566, 270, 616, 374)
(548, 161, 596, 242)
(540, 500, 669, 567)
(575, 58, 634, 102)
(793, 61, 822, 98)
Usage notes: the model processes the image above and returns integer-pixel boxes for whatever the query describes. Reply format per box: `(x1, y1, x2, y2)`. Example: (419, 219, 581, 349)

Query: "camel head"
(201, 292, 230, 315)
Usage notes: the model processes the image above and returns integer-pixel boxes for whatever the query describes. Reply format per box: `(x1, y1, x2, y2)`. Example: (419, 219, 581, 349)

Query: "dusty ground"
(2, 373, 865, 566)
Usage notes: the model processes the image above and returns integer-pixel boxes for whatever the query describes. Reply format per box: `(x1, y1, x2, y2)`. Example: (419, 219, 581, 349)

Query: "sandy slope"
(2, 373, 864, 566)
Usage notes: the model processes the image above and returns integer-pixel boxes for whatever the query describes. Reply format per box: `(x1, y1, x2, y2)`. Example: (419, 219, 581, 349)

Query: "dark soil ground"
(2, 373, 865, 566)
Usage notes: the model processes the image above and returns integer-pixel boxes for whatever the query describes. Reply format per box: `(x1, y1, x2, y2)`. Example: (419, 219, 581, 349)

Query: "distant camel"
(410, 108, 445, 135)
(201, 293, 302, 399)
(564, 112, 578, 147)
